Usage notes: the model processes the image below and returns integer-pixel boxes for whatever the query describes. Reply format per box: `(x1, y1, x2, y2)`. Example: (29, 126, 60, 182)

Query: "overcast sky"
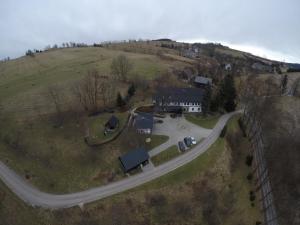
(1, 0, 299, 62)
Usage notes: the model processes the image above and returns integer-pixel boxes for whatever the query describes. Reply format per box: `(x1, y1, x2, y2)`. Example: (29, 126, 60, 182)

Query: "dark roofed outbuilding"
(134, 113, 154, 134)
(105, 115, 119, 130)
(194, 76, 212, 87)
(119, 148, 149, 173)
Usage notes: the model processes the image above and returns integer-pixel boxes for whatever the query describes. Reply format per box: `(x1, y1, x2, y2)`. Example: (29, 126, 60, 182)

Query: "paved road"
(0, 111, 240, 209)
(149, 115, 212, 157)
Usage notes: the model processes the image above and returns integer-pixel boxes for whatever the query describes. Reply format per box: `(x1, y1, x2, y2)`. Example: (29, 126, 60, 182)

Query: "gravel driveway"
(149, 115, 212, 157)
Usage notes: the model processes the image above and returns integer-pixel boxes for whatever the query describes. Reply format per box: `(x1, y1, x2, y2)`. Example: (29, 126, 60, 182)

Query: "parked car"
(184, 137, 192, 147)
(170, 113, 177, 118)
(178, 141, 186, 152)
(170, 113, 182, 118)
(155, 119, 163, 124)
(154, 113, 166, 118)
(190, 136, 197, 145)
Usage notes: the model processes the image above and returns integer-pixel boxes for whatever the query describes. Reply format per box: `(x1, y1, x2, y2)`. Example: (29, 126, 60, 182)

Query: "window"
(192, 108, 194, 111)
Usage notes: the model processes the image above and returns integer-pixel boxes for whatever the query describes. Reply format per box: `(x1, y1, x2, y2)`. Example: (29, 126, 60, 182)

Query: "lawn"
(0, 44, 191, 194)
(151, 145, 180, 166)
(145, 135, 169, 150)
(0, 114, 133, 194)
(0, 116, 263, 225)
(87, 112, 129, 145)
(185, 113, 220, 129)
(0, 46, 190, 119)
(0, 113, 166, 194)
(0, 43, 262, 224)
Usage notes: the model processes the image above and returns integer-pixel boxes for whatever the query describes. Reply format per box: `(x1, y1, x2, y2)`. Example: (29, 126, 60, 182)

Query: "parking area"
(148, 114, 212, 157)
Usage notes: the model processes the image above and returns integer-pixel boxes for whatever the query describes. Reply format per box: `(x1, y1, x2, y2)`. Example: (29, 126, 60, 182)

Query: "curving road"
(0, 111, 240, 209)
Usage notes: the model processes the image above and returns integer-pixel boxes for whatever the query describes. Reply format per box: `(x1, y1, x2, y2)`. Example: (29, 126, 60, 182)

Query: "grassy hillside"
(0, 117, 263, 225)
(0, 46, 190, 118)
(0, 41, 297, 224)
(0, 44, 190, 193)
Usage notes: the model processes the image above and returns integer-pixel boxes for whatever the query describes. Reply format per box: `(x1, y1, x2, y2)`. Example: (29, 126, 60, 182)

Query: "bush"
(127, 84, 136, 97)
(249, 191, 256, 202)
(250, 195, 255, 201)
(220, 125, 227, 138)
(116, 92, 126, 107)
(247, 173, 253, 181)
(25, 49, 34, 57)
(245, 155, 253, 167)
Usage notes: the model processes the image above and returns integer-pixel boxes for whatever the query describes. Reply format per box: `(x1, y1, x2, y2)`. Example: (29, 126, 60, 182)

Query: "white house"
(225, 63, 232, 71)
(153, 88, 205, 113)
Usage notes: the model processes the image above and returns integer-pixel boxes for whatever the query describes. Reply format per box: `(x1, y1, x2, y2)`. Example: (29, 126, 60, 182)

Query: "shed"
(194, 76, 212, 87)
(134, 113, 154, 134)
(105, 115, 119, 130)
(119, 148, 149, 173)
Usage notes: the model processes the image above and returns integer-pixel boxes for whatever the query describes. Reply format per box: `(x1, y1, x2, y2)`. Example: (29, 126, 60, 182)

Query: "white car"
(190, 137, 197, 145)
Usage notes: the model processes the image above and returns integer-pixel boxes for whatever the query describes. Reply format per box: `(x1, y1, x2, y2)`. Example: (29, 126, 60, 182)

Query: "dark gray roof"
(154, 105, 182, 113)
(134, 113, 153, 130)
(194, 76, 212, 85)
(153, 87, 205, 104)
(119, 148, 149, 172)
(105, 115, 119, 128)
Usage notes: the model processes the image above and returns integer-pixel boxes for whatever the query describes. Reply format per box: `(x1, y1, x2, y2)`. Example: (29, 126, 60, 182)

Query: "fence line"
(243, 110, 278, 225)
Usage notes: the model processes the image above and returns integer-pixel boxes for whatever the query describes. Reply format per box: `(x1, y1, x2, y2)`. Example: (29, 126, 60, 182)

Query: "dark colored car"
(155, 119, 163, 124)
(178, 141, 186, 152)
(184, 137, 192, 148)
(154, 113, 166, 118)
(170, 113, 177, 118)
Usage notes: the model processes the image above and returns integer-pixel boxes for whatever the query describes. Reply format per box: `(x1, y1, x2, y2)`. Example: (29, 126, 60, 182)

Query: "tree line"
(24, 39, 154, 57)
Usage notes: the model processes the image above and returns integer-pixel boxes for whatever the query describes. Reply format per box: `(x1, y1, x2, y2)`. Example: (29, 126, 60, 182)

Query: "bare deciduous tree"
(99, 79, 115, 107)
(73, 71, 115, 113)
(111, 54, 133, 81)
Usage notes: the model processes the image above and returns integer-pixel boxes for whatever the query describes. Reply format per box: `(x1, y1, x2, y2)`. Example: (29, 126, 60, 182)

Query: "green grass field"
(0, 46, 190, 119)
(0, 114, 132, 193)
(151, 145, 180, 166)
(185, 113, 220, 129)
(87, 112, 128, 144)
(0, 116, 262, 225)
(145, 135, 169, 150)
(0, 43, 264, 224)
(0, 44, 190, 194)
